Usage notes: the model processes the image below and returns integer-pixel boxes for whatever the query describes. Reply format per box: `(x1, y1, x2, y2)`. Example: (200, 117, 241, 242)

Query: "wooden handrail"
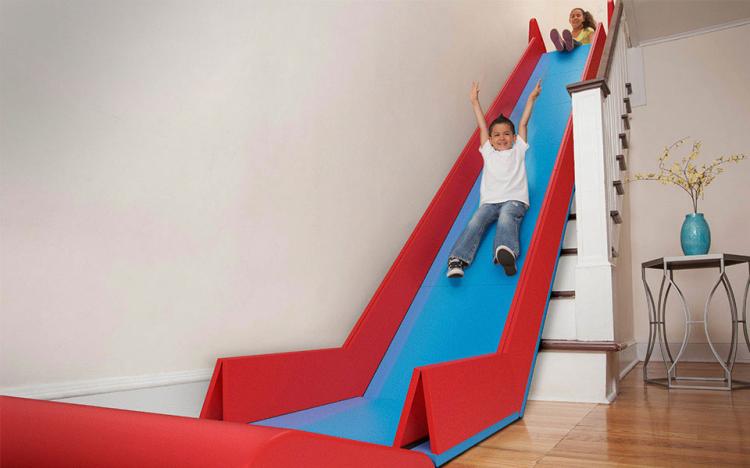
(597, 0, 624, 81)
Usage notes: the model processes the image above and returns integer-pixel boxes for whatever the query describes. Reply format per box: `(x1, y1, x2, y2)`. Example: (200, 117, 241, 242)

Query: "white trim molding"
(0, 368, 213, 401)
(638, 17, 750, 48)
(618, 341, 639, 380)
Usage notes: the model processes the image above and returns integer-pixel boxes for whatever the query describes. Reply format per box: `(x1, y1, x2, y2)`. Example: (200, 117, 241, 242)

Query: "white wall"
(1, 1, 607, 396)
(627, 23, 750, 358)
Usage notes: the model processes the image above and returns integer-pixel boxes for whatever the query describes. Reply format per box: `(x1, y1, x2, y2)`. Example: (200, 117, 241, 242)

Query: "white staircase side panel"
(562, 220, 577, 250)
(541, 298, 576, 340)
(552, 254, 576, 291)
(529, 351, 610, 403)
(570, 193, 576, 214)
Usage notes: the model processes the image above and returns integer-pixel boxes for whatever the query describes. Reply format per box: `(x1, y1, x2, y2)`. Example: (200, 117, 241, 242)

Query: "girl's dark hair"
(573, 7, 597, 30)
(489, 114, 515, 135)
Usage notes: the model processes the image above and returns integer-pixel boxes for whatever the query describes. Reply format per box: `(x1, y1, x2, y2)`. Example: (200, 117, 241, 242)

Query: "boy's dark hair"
(489, 114, 516, 135)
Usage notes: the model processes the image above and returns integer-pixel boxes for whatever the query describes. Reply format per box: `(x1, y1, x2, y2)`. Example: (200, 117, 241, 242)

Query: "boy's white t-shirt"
(479, 136, 530, 206)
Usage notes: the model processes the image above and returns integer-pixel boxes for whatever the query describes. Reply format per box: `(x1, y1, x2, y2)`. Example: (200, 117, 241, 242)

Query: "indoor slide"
(199, 19, 606, 467)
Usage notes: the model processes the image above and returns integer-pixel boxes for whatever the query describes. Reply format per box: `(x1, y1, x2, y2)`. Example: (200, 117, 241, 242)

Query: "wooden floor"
(447, 362, 750, 467)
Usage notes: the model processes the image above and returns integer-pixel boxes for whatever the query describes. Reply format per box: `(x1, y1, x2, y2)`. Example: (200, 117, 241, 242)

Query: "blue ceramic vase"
(680, 213, 711, 255)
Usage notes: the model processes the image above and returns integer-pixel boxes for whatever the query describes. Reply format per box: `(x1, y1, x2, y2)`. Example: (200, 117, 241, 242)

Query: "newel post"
(568, 79, 615, 341)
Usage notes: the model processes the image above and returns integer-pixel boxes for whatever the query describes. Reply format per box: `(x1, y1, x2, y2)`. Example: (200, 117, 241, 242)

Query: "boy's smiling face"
(489, 123, 516, 151)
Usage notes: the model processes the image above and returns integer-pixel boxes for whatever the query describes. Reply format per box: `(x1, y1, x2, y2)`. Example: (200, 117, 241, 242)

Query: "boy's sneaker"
(550, 29, 564, 52)
(494, 246, 517, 276)
(446, 258, 465, 278)
(562, 29, 574, 51)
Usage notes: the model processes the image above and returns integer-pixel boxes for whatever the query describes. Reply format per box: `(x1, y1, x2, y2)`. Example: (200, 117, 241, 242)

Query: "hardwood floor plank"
(546, 429, 750, 466)
(444, 446, 542, 467)
(448, 363, 750, 467)
(535, 455, 647, 467)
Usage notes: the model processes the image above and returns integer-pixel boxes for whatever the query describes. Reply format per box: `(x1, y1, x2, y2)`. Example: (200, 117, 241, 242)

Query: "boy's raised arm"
(470, 82, 489, 146)
(518, 80, 542, 143)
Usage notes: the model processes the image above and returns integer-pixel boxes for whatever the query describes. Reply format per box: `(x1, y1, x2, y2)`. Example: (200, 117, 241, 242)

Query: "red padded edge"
(499, 116, 575, 359)
(608, 0, 615, 27)
(419, 354, 522, 453)
(1, 395, 285, 468)
(394, 25, 609, 456)
(201, 30, 546, 425)
(528, 18, 544, 48)
(200, 359, 223, 420)
(393, 370, 429, 447)
(581, 23, 607, 81)
(1, 396, 432, 468)
(203, 348, 356, 423)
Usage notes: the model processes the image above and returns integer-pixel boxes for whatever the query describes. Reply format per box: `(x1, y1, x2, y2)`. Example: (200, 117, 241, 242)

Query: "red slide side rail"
(581, 22, 607, 81)
(528, 18, 544, 49)
(202, 348, 360, 423)
(498, 116, 576, 365)
(417, 353, 522, 453)
(394, 24, 608, 455)
(1, 396, 432, 468)
(201, 23, 547, 424)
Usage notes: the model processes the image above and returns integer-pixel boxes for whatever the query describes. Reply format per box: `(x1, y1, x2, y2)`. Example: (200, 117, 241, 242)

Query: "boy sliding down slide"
(447, 80, 541, 278)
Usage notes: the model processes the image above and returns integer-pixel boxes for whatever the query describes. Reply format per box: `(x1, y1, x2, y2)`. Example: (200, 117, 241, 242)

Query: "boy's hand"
(519, 80, 541, 143)
(530, 80, 542, 99)
(469, 81, 488, 145)
(470, 81, 480, 104)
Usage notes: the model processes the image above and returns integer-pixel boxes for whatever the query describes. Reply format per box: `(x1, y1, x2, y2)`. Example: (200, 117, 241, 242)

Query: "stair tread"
(540, 340, 626, 352)
(550, 290, 575, 298)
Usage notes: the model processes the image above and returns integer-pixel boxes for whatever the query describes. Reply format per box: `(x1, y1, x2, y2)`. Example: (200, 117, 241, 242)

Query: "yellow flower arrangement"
(629, 138, 746, 213)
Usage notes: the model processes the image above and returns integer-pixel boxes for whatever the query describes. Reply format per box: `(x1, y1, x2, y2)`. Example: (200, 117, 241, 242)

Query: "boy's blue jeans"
(449, 200, 528, 265)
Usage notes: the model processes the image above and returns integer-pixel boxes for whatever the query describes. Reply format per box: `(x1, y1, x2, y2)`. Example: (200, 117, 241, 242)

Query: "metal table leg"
(742, 264, 750, 354)
(663, 267, 694, 388)
(643, 264, 678, 387)
(642, 266, 661, 384)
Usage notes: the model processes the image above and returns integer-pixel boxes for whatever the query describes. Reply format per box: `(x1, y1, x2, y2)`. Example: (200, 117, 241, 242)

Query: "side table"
(641, 253, 750, 390)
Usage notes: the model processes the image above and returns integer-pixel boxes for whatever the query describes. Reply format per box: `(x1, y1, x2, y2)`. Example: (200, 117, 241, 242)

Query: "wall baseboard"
(55, 380, 210, 418)
(1, 368, 213, 401)
(4, 342, 744, 414)
(618, 343, 639, 380)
